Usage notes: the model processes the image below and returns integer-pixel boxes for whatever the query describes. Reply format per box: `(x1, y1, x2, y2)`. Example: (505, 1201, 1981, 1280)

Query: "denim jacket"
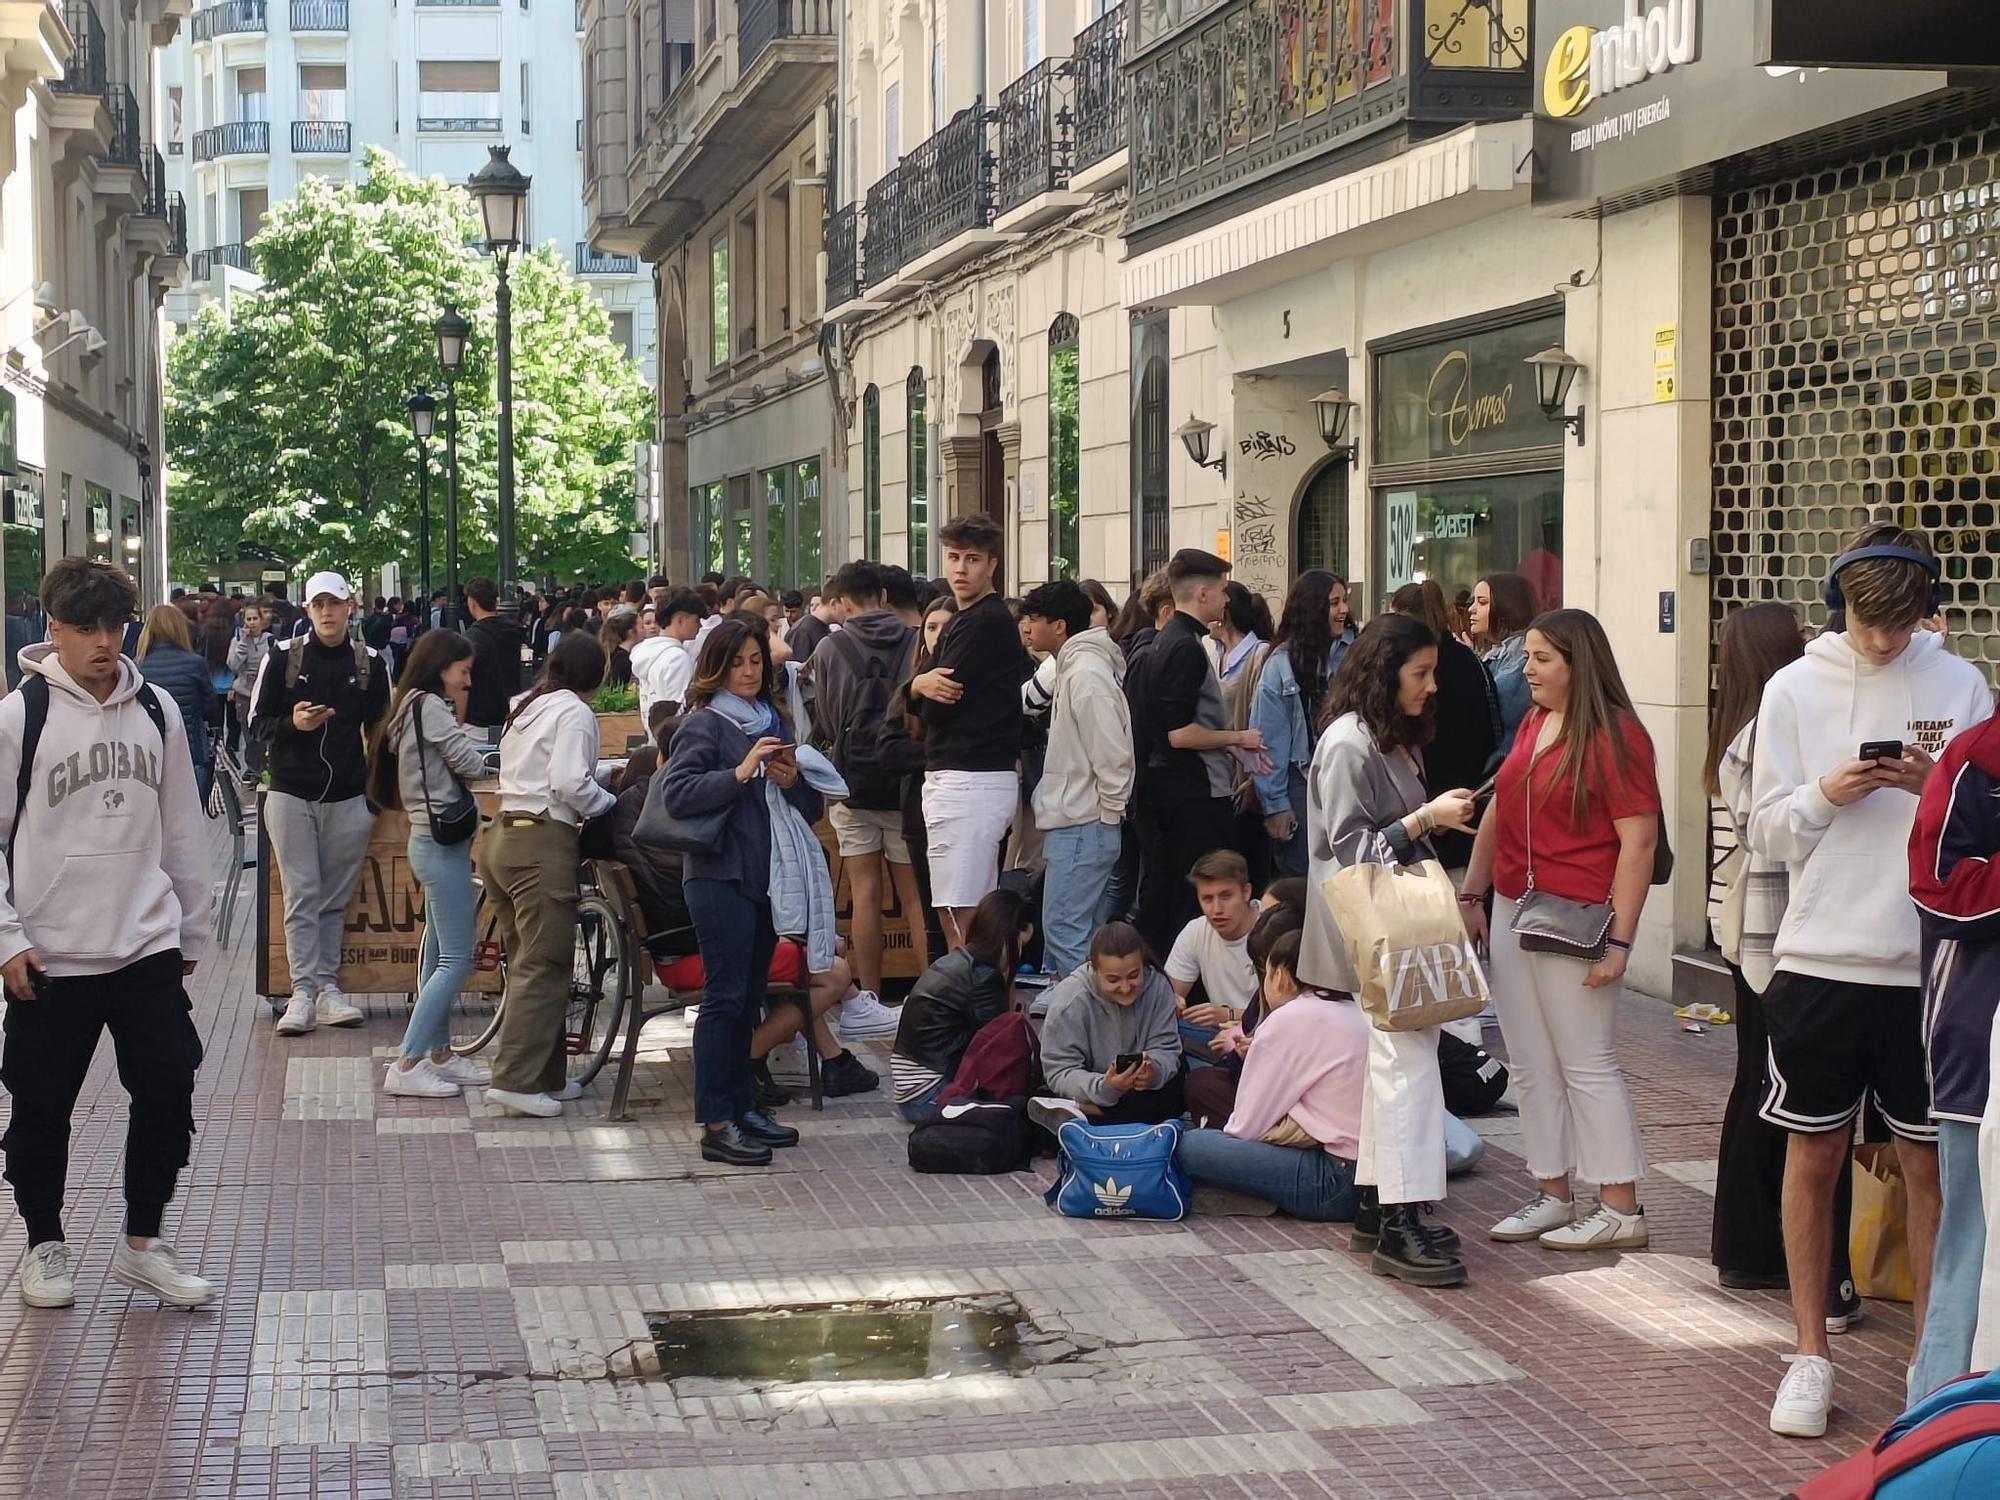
(1483, 633, 1532, 763)
(1248, 633, 1352, 815)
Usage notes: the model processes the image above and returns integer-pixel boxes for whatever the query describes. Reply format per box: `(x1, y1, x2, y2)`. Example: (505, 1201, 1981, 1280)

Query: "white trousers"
(1488, 896, 1646, 1187)
(1356, 1025, 1448, 1206)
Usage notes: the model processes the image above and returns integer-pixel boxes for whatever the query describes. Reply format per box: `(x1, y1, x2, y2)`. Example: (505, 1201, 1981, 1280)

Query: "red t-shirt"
(1493, 708, 1660, 905)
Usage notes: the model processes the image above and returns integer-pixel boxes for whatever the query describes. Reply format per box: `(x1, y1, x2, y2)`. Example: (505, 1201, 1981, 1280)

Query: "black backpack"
(10, 673, 169, 867)
(824, 628, 913, 812)
(907, 1098, 1033, 1174)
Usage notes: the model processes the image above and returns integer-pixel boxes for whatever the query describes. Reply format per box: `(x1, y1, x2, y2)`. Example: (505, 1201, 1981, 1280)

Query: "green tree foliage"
(166, 148, 651, 590)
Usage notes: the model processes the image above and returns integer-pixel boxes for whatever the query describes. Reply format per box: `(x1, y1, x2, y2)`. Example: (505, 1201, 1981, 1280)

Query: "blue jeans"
(401, 830, 476, 1059)
(685, 877, 777, 1126)
(895, 1077, 947, 1124)
(1912, 1119, 1984, 1402)
(1041, 820, 1123, 977)
(1176, 1128, 1360, 1221)
(1270, 765, 1310, 879)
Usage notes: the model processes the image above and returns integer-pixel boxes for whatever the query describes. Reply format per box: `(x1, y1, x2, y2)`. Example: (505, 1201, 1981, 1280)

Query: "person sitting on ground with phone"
(1032, 922, 1184, 1129)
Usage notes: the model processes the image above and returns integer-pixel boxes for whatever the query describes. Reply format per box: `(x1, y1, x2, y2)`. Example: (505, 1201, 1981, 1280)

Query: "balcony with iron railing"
(575, 243, 638, 276)
(899, 103, 998, 264)
(860, 170, 901, 291)
(102, 84, 141, 165)
(191, 119, 271, 162)
(292, 120, 352, 153)
(1073, 2, 1127, 176)
(191, 0, 267, 41)
(995, 57, 1076, 221)
(51, 0, 106, 96)
(824, 201, 860, 311)
(1125, 0, 1531, 239)
(191, 243, 255, 279)
(738, 0, 834, 75)
(289, 0, 349, 29)
(140, 148, 169, 214)
(164, 194, 189, 259)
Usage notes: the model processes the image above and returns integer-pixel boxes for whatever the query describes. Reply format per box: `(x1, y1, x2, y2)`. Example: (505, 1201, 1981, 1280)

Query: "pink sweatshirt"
(1223, 995, 1369, 1158)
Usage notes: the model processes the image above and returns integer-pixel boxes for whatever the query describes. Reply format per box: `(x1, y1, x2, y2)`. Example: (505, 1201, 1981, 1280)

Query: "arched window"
(907, 367, 928, 573)
(1047, 313, 1080, 578)
(862, 384, 881, 559)
(1295, 459, 1349, 577)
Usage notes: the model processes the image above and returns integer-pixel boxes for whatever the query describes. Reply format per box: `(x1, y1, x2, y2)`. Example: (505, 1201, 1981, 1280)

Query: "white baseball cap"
(304, 571, 352, 603)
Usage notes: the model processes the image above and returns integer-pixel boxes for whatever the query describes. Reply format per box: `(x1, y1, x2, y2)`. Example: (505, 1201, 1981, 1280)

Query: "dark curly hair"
(1272, 570, 1343, 726)
(41, 556, 138, 628)
(1319, 613, 1438, 749)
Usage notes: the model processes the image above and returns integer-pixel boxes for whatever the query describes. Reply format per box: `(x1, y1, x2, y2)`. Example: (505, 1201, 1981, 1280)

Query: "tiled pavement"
(0, 880, 1923, 1497)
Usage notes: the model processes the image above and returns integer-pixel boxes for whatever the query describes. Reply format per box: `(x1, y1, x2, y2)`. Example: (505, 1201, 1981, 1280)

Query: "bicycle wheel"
(452, 882, 507, 1056)
(563, 894, 628, 1087)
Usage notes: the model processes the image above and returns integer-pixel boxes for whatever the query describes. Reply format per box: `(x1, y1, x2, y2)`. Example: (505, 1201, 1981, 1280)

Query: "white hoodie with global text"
(1748, 629, 1992, 985)
(0, 643, 213, 976)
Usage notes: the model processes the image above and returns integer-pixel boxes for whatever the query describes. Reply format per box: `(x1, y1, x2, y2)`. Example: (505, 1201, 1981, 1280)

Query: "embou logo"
(1092, 1177, 1134, 1214)
(1543, 0, 1698, 120)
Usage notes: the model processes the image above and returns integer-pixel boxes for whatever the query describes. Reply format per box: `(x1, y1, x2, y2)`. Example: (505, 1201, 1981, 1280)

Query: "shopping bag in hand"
(1323, 859, 1490, 1032)
(1850, 1142, 1912, 1303)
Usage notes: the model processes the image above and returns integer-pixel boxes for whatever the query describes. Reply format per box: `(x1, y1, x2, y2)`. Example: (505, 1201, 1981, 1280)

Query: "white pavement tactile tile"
(1266, 1388, 1435, 1430)
(236, 1375, 394, 1448)
(392, 1438, 550, 1477)
(384, 1262, 510, 1289)
(281, 1056, 377, 1121)
(1656, 1158, 1720, 1196)
(376, 1114, 473, 1134)
(249, 1289, 390, 1377)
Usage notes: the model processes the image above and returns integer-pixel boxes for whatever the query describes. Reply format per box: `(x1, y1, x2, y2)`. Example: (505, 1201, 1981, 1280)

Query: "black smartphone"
(27, 969, 52, 1001)
(1472, 773, 1499, 803)
(1114, 1052, 1143, 1073)
(1860, 739, 1904, 762)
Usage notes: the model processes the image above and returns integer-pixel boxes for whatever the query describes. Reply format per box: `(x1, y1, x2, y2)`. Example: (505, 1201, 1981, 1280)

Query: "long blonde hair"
(1527, 609, 1649, 822)
(136, 603, 192, 659)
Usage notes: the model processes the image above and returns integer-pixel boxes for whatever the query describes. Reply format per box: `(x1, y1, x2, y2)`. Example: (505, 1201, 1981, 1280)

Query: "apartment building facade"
(161, 0, 656, 380)
(3, 0, 188, 624)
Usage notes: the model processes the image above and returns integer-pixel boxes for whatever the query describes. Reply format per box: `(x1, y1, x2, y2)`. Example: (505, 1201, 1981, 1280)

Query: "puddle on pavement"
(646, 1296, 1031, 1384)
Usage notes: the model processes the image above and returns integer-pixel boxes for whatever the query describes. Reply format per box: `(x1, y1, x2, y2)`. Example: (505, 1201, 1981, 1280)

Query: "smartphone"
(1114, 1052, 1143, 1073)
(1860, 739, 1904, 762)
(27, 969, 51, 1001)
(1471, 773, 1499, 803)
(769, 745, 797, 772)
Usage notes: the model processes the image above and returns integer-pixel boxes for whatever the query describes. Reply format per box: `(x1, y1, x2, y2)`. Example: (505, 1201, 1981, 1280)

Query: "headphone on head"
(1822, 545, 1943, 616)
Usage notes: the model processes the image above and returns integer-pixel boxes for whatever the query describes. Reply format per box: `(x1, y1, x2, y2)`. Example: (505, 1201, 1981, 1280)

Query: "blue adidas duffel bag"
(1043, 1119, 1189, 1221)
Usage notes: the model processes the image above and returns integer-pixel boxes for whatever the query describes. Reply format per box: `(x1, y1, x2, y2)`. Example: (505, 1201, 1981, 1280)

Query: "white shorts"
(923, 770, 1018, 909)
(829, 801, 911, 863)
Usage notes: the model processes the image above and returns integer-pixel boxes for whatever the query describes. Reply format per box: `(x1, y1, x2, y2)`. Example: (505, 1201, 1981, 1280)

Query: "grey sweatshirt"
(1039, 964, 1181, 1109)
(388, 691, 489, 829)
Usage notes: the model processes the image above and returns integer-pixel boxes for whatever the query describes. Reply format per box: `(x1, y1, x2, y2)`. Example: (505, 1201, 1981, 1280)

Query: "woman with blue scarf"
(662, 617, 826, 1166)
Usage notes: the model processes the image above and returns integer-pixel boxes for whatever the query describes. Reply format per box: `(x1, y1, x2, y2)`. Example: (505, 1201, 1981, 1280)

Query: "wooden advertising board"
(256, 790, 507, 999)
(596, 712, 645, 759)
(815, 818, 925, 983)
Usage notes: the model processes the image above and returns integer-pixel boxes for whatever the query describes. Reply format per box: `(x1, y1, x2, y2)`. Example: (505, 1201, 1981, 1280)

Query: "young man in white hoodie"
(1749, 523, 1993, 1438)
(1021, 580, 1133, 978)
(0, 558, 216, 1310)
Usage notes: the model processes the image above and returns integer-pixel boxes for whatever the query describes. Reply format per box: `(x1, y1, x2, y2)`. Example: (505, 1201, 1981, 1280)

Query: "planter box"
(597, 710, 646, 759)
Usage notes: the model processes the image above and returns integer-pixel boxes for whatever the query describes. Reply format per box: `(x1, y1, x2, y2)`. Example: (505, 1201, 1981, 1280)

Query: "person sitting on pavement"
(1164, 849, 1262, 1061)
(613, 739, 878, 1102)
(1033, 922, 1184, 1129)
(889, 888, 1032, 1123)
(1185, 903, 1302, 1128)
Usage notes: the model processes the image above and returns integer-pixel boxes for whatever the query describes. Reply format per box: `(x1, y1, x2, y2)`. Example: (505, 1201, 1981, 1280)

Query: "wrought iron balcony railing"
(289, 0, 349, 29)
(861, 169, 901, 289)
(140, 147, 169, 214)
(292, 120, 352, 153)
(102, 83, 140, 165)
(191, 0, 267, 40)
(824, 202, 859, 309)
(996, 57, 1074, 215)
(900, 103, 997, 262)
(575, 243, 638, 275)
(738, 0, 833, 73)
(52, 0, 106, 96)
(165, 193, 189, 258)
(191, 119, 271, 162)
(1073, 2, 1127, 171)
(191, 243, 254, 279)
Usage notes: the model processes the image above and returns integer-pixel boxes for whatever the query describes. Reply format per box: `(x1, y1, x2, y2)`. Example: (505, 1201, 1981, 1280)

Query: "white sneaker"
(19, 1242, 74, 1308)
(1488, 1192, 1577, 1242)
(315, 987, 365, 1027)
(1769, 1353, 1835, 1438)
(430, 1054, 491, 1087)
(274, 993, 317, 1036)
(109, 1239, 216, 1308)
(551, 1079, 588, 1101)
(1027, 1096, 1088, 1134)
(836, 989, 901, 1039)
(1539, 1203, 1648, 1251)
(486, 1087, 562, 1118)
(383, 1059, 460, 1098)
(767, 1033, 810, 1085)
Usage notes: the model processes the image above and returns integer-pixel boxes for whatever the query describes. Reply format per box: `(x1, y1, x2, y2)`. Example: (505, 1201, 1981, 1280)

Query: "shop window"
(1372, 471, 1564, 614)
(692, 480, 724, 576)
(907, 367, 928, 573)
(1047, 313, 1080, 579)
(763, 466, 791, 588)
(862, 385, 881, 559)
(795, 459, 822, 587)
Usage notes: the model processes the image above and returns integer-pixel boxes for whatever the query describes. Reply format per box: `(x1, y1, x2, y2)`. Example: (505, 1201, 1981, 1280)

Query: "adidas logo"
(1092, 1176, 1134, 1214)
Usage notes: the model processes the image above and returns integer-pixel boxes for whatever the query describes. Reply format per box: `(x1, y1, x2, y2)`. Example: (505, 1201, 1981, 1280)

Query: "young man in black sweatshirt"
(250, 571, 389, 1036)
(909, 514, 1031, 946)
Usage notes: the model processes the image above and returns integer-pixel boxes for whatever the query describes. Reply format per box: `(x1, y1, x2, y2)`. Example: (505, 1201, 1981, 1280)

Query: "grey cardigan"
(389, 691, 489, 829)
(1300, 711, 1435, 994)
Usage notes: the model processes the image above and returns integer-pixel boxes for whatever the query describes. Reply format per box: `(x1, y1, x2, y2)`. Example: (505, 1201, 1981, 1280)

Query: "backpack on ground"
(1790, 1367, 2000, 1499)
(284, 636, 374, 695)
(1044, 1118, 1189, 1221)
(907, 1098, 1032, 1175)
(11, 674, 169, 866)
(822, 629, 912, 811)
(1438, 1029, 1509, 1117)
(938, 1010, 1042, 1107)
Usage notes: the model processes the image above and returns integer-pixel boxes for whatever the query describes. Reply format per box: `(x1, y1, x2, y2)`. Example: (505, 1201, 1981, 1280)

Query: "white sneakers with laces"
(1488, 1192, 1576, 1241)
(383, 1059, 459, 1098)
(836, 989, 901, 1039)
(109, 1239, 216, 1308)
(430, 1054, 490, 1088)
(274, 992, 317, 1036)
(486, 1087, 562, 1118)
(1539, 1203, 1648, 1251)
(19, 1242, 74, 1308)
(314, 986, 365, 1027)
(1770, 1353, 1836, 1437)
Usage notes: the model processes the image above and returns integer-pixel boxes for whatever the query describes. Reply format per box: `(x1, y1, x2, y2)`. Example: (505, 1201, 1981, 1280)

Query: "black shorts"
(1758, 972, 1936, 1142)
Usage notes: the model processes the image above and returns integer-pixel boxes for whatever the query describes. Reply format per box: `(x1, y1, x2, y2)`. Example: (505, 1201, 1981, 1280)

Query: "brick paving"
(0, 857, 1926, 1498)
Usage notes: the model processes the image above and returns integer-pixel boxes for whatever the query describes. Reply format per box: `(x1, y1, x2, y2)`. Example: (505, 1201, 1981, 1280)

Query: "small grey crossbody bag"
(1509, 757, 1613, 963)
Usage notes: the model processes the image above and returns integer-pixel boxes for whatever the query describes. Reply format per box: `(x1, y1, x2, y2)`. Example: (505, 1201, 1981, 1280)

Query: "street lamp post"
(433, 305, 470, 628)
(466, 145, 530, 615)
(405, 391, 437, 608)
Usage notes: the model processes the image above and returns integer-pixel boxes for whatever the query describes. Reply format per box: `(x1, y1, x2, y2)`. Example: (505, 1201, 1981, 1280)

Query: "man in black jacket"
(462, 577, 528, 731)
(250, 571, 389, 1036)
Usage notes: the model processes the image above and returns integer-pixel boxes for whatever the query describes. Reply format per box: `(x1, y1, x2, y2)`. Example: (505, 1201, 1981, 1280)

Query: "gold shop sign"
(1374, 313, 1563, 467)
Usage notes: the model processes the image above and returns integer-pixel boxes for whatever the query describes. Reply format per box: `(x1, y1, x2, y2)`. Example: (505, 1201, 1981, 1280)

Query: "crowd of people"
(3, 515, 1999, 1461)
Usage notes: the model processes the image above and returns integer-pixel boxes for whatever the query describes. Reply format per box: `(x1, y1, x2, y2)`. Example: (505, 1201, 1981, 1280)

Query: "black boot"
(736, 1109, 801, 1148)
(1349, 1187, 1382, 1253)
(1415, 1203, 1462, 1256)
(752, 1060, 792, 1109)
(1370, 1205, 1468, 1287)
(700, 1122, 773, 1166)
